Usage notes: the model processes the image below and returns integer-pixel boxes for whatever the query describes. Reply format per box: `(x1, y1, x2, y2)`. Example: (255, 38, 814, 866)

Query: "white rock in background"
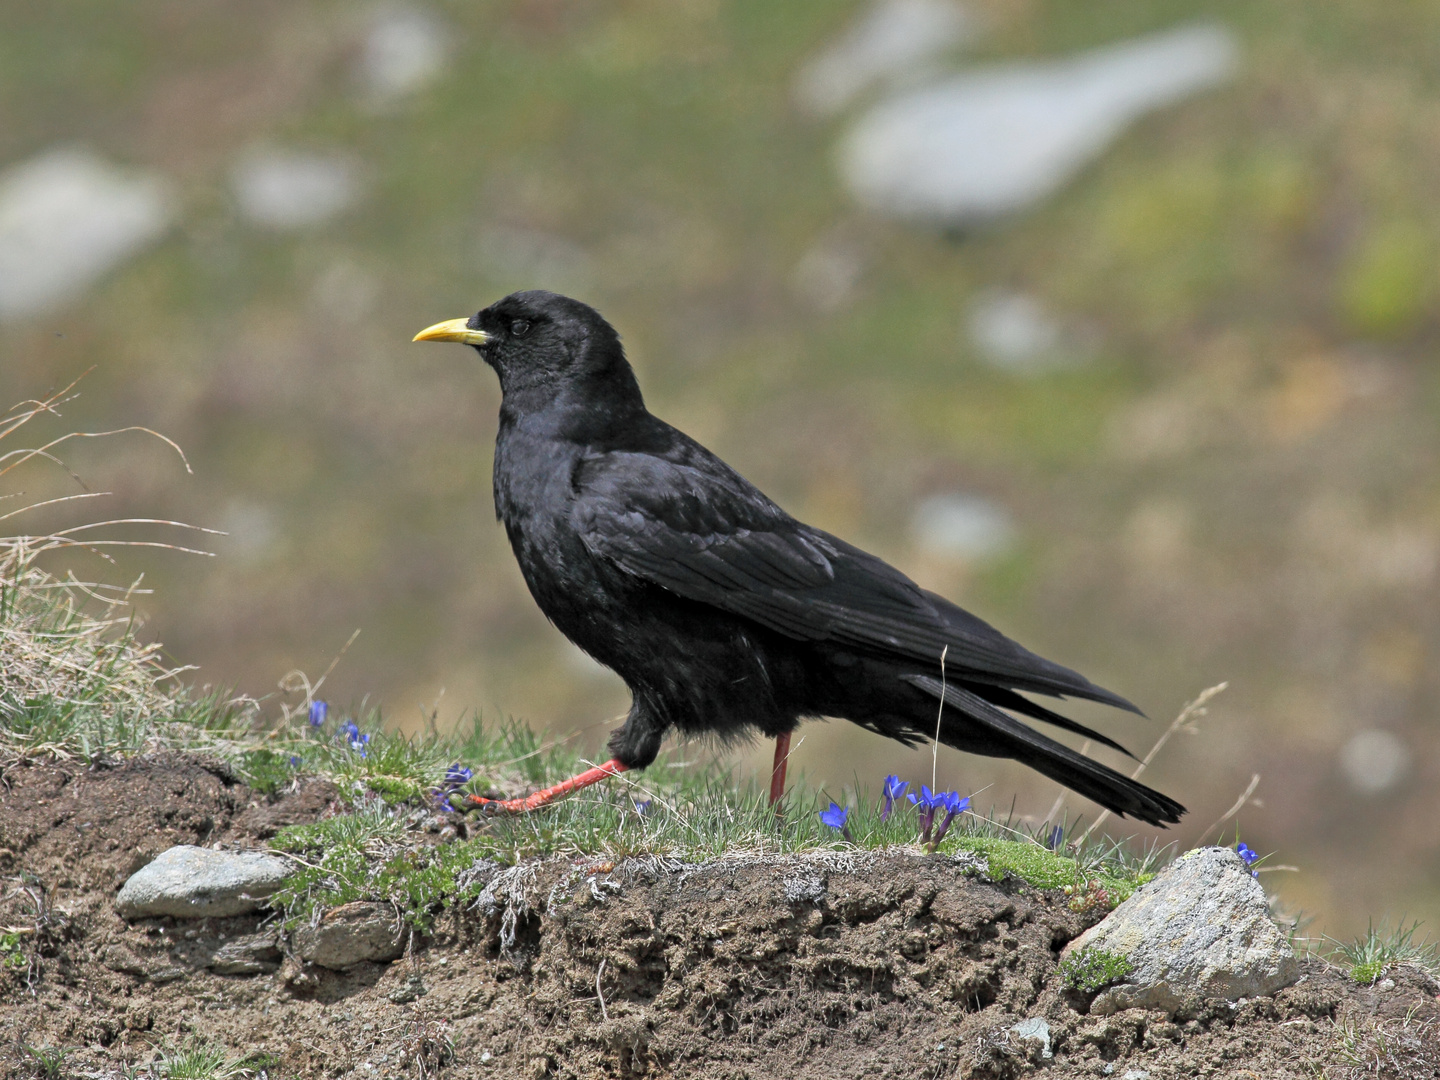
(0, 148, 174, 321)
(967, 288, 1085, 374)
(912, 493, 1015, 560)
(1065, 847, 1300, 1016)
(115, 845, 292, 919)
(358, 5, 449, 105)
(794, 0, 975, 117)
(1339, 728, 1407, 795)
(841, 23, 1238, 225)
(232, 149, 362, 230)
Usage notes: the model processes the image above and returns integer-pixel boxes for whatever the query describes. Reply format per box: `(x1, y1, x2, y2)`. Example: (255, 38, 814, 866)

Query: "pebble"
(0, 147, 173, 320)
(357, 5, 449, 105)
(115, 845, 292, 919)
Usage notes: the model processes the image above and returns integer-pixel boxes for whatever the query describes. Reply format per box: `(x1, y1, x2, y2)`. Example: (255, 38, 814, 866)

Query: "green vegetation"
(1330, 919, 1439, 986)
(1059, 946, 1135, 994)
(20, 1044, 67, 1080)
(152, 1042, 267, 1080)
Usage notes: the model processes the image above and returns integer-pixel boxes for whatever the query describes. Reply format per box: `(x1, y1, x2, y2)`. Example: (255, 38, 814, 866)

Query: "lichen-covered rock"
(1065, 846, 1299, 1015)
(115, 845, 292, 919)
(295, 901, 406, 970)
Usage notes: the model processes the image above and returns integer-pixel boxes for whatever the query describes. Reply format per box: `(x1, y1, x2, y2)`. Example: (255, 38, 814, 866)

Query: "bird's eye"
(510, 319, 532, 337)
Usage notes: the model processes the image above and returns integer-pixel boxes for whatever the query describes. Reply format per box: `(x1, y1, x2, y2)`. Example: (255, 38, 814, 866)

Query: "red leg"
(467, 758, 629, 813)
(769, 732, 791, 807)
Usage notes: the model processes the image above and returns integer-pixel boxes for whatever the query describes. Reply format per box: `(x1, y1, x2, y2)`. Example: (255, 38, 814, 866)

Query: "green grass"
(1059, 946, 1135, 993)
(1330, 919, 1439, 986)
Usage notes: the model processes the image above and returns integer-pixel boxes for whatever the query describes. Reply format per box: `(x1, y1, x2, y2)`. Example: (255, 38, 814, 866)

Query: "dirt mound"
(1, 757, 1437, 1078)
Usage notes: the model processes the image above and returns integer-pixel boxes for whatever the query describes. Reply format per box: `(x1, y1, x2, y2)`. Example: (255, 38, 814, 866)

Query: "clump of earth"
(1, 755, 1436, 1078)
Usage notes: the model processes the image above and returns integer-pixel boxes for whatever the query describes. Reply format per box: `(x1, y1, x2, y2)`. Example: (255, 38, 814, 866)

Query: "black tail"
(903, 674, 1186, 827)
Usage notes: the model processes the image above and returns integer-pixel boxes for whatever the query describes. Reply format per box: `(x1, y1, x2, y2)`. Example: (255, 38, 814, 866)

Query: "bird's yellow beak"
(413, 318, 488, 346)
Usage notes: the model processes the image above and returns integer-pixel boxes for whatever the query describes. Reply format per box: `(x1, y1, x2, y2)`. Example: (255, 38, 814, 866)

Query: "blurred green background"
(2, 0, 1438, 941)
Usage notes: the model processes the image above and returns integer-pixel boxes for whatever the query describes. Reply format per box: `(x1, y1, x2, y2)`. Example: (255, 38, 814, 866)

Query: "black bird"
(414, 291, 1185, 826)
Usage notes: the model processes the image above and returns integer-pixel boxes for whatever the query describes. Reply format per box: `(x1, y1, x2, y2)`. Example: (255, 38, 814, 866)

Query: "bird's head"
(414, 290, 640, 410)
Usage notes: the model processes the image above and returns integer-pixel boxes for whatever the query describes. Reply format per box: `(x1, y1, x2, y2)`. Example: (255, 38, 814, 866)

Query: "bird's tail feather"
(903, 674, 1185, 827)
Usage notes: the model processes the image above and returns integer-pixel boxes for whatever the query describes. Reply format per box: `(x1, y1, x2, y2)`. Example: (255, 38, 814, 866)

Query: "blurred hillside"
(1, 0, 1437, 940)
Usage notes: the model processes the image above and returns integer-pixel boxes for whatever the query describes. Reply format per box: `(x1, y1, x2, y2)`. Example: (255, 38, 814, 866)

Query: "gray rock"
(794, 0, 975, 118)
(1065, 847, 1300, 1015)
(295, 901, 406, 970)
(0, 148, 173, 320)
(840, 23, 1237, 225)
(209, 932, 282, 976)
(1008, 1017, 1052, 1060)
(115, 845, 292, 919)
(232, 148, 362, 229)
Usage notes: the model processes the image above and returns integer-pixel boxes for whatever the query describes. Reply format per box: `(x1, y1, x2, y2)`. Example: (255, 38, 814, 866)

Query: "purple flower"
(444, 764, 474, 790)
(1045, 825, 1065, 851)
(633, 799, 652, 816)
(930, 793, 971, 848)
(308, 700, 328, 727)
(289, 755, 301, 767)
(1236, 842, 1260, 877)
(339, 721, 360, 742)
(881, 775, 908, 821)
(819, 802, 853, 842)
(908, 785, 944, 843)
(432, 788, 453, 811)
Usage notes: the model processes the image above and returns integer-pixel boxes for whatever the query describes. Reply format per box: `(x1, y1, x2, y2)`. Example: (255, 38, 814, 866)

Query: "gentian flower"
(1045, 825, 1065, 851)
(289, 756, 301, 767)
(339, 721, 360, 742)
(444, 764, 474, 790)
(881, 775, 908, 822)
(1236, 841, 1260, 877)
(908, 785, 941, 844)
(308, 700, 328, 727)
(633, 799, 652, 816)
(819, 802, 853, 842)
(930, 792, 971, 849)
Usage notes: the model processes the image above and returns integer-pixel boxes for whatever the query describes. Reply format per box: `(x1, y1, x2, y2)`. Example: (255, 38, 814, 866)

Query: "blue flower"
(819, 802, 854, 842)
(308, 700, 328, 727)
(339, 721, 360, 742)
(432, 788, 452, 810)
(881, 775, 908, 821)
(1045, 825, 1065, 851)
(289, 755, 301, 767)
(930, 793, 971, 848)
(444, 764, 474, 790)
(1236, 841, 1260, 877)
(633, 799, 652, 816)
(906, 784, 940, 808)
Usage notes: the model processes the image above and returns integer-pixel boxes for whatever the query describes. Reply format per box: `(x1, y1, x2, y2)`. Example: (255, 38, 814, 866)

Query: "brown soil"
(1, 755, 1437, 1079)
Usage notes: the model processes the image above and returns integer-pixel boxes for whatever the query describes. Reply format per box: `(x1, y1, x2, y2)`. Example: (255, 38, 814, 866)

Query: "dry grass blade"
(1080, 682, 1227, 843)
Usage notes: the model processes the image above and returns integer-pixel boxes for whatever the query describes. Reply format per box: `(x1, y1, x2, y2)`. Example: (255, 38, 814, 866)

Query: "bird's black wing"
(573, 449, 1135, 712)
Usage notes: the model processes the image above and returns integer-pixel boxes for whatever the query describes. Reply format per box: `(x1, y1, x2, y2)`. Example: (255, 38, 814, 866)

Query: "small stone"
(1338, 729, 1407, 795)
(1008, 1017, 1052, 1060)
(1377, 978, 1396, 992)
(1066, 847, 1300, 1016)
(115, 845, 292, 919)
(210, 932, 282, 976)
(387, 973, 427, 1004)
(296, 901, 406, 970)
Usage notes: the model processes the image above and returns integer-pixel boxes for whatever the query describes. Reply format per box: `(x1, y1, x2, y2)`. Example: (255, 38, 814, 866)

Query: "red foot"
(466, 758, 630, 813)
(769, 732, 791, 807)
